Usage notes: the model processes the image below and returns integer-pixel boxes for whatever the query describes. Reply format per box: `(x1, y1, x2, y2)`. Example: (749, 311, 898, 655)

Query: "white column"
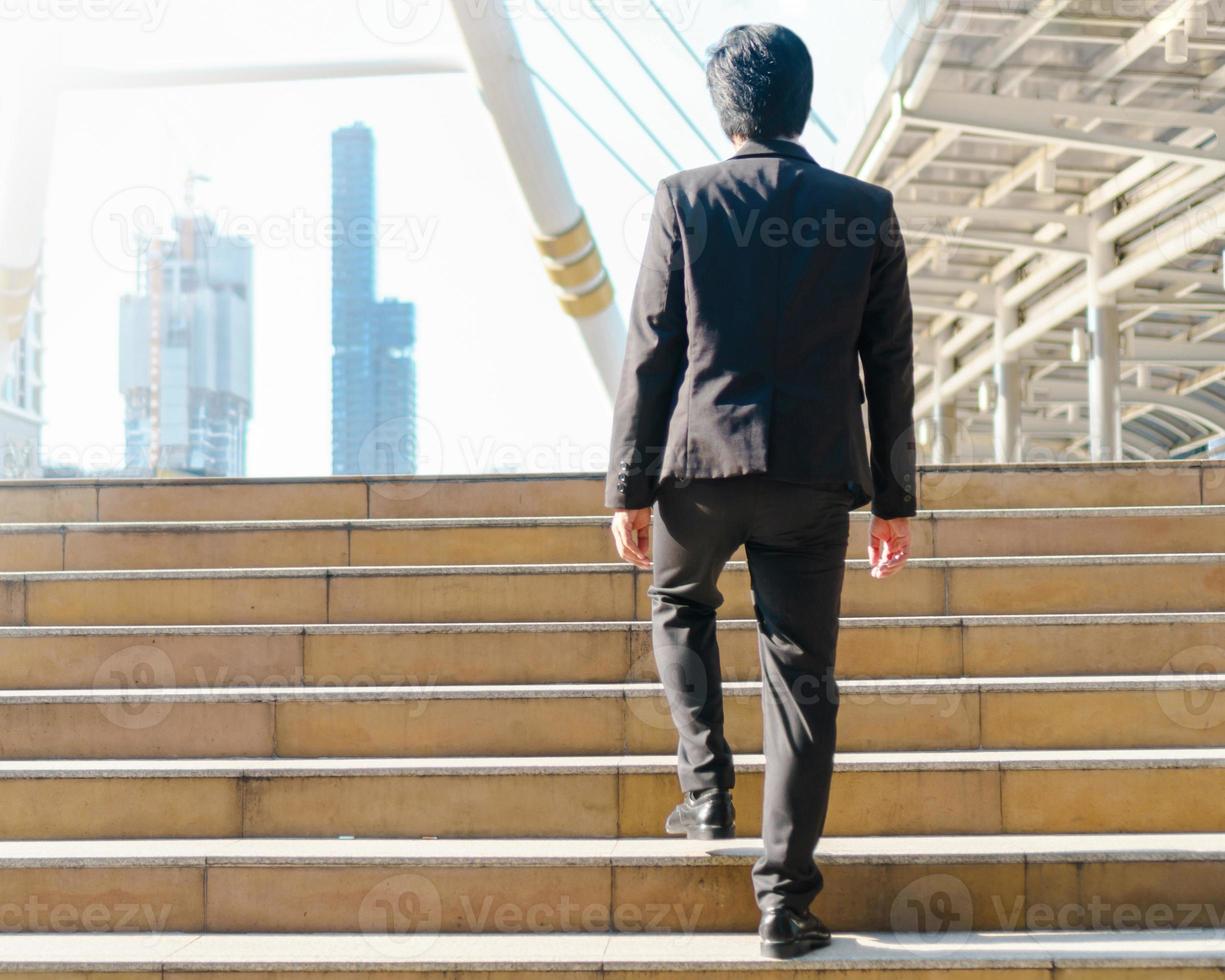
(1087, 205, 1122, 461)
(0, 66, 59, 353)
(993, 288, 1022, 463)
(449, 0, 626, 398)
(932, 353, 958, 465)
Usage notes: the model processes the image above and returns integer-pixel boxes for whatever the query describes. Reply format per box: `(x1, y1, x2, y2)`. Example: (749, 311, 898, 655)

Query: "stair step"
(0, 750, 1221, 840)
(1, 505, 1223, 570)
(0, 834, 1217, 934)
(3, 675, 1220, 759)
(0, 475, 604, 524)
(3, 554, 1222, 625)
(920, 460, 1224, 510)
(1, 462, 1221, 523)
(0, 928, 1221, 974)
(0, 613, 1219, 687)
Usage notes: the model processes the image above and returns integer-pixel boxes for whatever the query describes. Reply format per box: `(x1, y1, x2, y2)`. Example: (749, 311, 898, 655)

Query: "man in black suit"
(606, 24, 916, 959)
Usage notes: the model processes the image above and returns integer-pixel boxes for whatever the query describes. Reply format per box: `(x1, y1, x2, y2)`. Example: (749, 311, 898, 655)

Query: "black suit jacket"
(606, 138, 916, 519)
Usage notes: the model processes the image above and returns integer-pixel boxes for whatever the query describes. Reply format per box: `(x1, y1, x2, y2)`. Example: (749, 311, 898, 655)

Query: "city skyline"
(21, 1, 896, 478)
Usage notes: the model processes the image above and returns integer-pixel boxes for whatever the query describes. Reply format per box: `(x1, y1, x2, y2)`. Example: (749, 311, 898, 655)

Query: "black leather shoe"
(663, 788, 735, 840)
(759, 907, 832, 959)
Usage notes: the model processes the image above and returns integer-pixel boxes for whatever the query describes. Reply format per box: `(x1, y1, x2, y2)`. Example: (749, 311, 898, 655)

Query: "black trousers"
(649, 475, 852, 914)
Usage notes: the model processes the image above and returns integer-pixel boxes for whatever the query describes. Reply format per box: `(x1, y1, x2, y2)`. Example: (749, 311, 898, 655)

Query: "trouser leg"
(745, 482, 852, 913)
(649, 478, 751, 793)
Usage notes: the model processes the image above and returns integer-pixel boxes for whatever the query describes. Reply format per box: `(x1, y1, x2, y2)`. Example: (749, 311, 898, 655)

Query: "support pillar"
(993, 288, 1022, 463)
(449, 0, 626, 398)
(1087, 206, 1122, 461)
(932, 354, 958, 465)
(0, 66, 59, 354)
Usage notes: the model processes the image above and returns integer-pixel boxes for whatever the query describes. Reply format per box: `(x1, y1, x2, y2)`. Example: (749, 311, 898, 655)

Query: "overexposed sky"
(5, 0, 902, 476)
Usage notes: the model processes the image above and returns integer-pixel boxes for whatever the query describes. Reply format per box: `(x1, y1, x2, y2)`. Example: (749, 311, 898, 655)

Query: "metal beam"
(1036, 380, 1225, 434)
(59, 59, 467, 89)
(905, 91, 1225, 171)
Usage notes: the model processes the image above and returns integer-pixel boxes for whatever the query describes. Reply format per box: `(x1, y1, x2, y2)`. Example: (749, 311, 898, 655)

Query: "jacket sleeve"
(857, 195, 917, 519)
(605, 182, 688, 510)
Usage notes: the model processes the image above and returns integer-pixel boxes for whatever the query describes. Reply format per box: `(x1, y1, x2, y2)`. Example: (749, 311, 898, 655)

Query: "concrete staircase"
(0, 461, 1221, 976)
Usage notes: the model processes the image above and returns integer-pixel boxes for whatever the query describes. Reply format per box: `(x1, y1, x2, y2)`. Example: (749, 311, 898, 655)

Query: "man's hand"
(868, 515, 910, 579)
(612, 508, 653, 570)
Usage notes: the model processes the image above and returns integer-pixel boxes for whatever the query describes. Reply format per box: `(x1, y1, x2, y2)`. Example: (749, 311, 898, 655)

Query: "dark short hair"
(706, 24, 813, 142)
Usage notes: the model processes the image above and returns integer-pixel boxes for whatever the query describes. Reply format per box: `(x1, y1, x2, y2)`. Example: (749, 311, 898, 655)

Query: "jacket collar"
(731, 138, 818, 166)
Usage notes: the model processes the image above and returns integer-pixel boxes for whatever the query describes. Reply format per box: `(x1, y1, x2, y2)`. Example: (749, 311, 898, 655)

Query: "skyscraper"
(119, 212, 253, 476)
(331, 123, 416, 476)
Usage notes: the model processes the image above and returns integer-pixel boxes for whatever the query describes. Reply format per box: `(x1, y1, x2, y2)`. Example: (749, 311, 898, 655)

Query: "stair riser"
(0, 970, 1206, 980)
(0, 859, 1219, 934)
(2, 687, 1219, 758)
(1, 465, 1221, 523)
(18, 516, 1225, 572)
(9, 560, 1223, 626)
(0, 479, 605, 524)
(920, 465, 1224, 510)
(4, 512, 1223, 570)
(1, 766, 1222, 839)
(0, 619, 1217, 689)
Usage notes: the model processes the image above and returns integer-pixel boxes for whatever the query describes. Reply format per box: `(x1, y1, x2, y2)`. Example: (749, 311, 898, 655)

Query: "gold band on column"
(0, 264, 38, 293)
(543, 247, 604, 290)
(534, 214, 592, 261)
(0, 293, 33, 318)
(0, 263, 39, 341)
(534, 212, 615, 318)
(559, 275, 614, 318)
